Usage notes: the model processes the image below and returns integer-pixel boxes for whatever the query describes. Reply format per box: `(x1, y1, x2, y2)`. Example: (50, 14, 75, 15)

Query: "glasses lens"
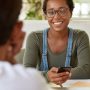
(46, 9, 55, 18)
(46, 7, 68, 18)
(58, 7, 68, 16)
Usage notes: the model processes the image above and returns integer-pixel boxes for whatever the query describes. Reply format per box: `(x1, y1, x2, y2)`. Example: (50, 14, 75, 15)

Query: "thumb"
(50, 67, 58, 73)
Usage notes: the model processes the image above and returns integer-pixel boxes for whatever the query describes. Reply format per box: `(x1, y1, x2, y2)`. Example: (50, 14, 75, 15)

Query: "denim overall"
(39, 28, 73, 71)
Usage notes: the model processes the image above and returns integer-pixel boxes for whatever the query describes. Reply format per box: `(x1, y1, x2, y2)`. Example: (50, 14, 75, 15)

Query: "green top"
(23, 28, 90, 79)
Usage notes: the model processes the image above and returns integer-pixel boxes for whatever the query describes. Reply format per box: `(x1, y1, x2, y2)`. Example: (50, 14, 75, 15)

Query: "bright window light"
(81, 3, 89, 16)
(73, 3, 81, 17)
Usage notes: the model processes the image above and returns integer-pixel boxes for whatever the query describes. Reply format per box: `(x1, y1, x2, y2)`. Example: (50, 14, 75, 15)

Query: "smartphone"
(57, 67, 71, 73)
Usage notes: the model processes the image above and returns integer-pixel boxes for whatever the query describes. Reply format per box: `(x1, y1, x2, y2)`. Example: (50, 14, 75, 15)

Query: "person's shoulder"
(0, 62, 50, 90)
(70, 28, 88, 36)
(27, 28, 49, 41)
(70, 28, 89, 44)
(27, 30, 43, 40)
(0, 61, 40, 78)
(29, 30, 43, 36)
(29, 28, 49, 37)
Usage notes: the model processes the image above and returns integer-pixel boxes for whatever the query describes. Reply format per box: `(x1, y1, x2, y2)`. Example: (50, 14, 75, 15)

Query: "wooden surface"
(49, 79, 90, 90)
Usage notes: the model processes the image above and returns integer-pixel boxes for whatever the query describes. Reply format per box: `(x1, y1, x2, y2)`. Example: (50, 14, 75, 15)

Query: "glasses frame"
(45, 7, 69, 18)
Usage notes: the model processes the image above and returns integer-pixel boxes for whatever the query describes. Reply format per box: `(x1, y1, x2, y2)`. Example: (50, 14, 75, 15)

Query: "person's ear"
(13, 21, 23, 32)
(70, 13, 72, 18)
(69, 11, 73, 18)
(10, 21, 25, 55)
(10, 21, 23, 38)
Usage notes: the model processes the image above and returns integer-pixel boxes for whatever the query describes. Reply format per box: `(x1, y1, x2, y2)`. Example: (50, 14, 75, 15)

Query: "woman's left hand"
(56, 71, 71, 85)
(47, 67, 71, 85)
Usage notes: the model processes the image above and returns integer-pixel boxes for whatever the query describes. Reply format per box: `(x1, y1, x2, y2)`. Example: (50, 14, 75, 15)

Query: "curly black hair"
(0, 0, 22, 45)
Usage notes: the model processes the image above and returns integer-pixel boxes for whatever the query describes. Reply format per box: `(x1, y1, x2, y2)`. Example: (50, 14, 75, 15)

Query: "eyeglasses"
(45, 7, 69, 18)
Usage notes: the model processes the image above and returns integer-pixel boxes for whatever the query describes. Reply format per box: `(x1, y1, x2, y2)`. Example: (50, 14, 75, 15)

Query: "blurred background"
(20, 0, 90, 20)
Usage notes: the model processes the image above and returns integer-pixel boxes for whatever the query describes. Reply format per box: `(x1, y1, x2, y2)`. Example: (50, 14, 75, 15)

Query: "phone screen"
(57, 67, 71, 73)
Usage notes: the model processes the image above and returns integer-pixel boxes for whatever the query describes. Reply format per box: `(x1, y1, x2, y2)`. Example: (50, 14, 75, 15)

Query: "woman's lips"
(53, 21, 63, 26)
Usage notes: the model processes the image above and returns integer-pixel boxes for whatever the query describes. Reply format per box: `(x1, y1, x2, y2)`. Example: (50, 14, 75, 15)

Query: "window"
(73, 0, 90, 18)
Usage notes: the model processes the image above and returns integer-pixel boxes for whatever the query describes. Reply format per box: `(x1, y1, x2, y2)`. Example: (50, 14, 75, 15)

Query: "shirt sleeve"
(0, 62, 50, 90)
(23, 32, 40, 68)
(71, 31, 90, 79)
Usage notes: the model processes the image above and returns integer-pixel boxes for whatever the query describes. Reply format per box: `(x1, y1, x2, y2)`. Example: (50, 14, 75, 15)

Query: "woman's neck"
(48, 28, 69, 40)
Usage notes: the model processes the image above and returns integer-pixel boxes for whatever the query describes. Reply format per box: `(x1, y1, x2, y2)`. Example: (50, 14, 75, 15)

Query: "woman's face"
(46, 0, 72, 32)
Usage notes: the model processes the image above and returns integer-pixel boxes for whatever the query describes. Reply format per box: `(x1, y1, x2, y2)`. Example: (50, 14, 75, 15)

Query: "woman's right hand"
(47, 67, 71, 85)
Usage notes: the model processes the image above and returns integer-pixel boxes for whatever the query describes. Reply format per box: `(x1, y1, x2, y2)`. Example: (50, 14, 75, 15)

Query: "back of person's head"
(0, 0, 25, 64)
(0, 1, 51, 90)
(0, 0, 22, 45)
(0, 62, 51, 90)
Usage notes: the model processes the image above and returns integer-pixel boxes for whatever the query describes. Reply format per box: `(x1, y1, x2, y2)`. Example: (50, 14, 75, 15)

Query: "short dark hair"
(0, 0, 22, 45)
(42, 0, 74, 14)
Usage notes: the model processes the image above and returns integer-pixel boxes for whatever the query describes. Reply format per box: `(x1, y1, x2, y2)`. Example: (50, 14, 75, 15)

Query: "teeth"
(54, 22, 62, 25)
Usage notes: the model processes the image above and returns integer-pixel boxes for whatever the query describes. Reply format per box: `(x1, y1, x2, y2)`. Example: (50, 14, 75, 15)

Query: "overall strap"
(40, 28, 73, 70)
(39, 29, 48, 71)
(65, 29, 73, 67)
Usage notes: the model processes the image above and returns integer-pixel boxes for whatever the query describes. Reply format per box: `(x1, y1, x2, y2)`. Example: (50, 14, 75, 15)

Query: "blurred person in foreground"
(23, 0, 90, 85)
(0, 0, 51, 90)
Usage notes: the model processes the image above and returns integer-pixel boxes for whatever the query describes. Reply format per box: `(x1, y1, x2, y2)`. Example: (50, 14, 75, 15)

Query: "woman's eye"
(49, 11, 54, 15)
(58, 9, 67, 15)
(47, 10, 54, 15)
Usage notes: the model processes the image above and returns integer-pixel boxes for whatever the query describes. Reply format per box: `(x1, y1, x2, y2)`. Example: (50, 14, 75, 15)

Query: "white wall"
(22, 19, 90, 48)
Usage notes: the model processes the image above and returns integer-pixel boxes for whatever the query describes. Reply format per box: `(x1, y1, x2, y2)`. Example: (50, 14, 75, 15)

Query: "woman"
(23, 0, 90, 85)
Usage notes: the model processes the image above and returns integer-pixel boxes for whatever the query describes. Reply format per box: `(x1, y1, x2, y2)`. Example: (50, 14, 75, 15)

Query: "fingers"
(47, 67, 71, 85)
(52, 72, 70, 85)
(58, 71, 69, 77)
(47, 67, 58, 82)
(50, 67, 58, 73)
(51, 76, 62, 85)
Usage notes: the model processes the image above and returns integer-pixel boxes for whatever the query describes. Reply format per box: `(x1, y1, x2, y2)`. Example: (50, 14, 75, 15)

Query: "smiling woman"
(23, 0, 90, 85)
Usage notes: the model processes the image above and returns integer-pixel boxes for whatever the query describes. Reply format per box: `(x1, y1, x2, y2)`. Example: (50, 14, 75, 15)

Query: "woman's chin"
(53, 28, 64, 32)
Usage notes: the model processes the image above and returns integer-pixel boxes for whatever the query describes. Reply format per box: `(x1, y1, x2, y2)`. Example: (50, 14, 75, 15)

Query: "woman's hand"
(47, 67, 71, 85)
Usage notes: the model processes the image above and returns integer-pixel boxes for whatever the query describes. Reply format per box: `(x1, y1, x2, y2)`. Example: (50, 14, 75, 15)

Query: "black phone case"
(57, 67, 71, 73)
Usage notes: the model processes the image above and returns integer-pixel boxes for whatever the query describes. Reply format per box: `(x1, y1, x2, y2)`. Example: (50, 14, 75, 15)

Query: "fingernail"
(66, 72, 69, 74)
